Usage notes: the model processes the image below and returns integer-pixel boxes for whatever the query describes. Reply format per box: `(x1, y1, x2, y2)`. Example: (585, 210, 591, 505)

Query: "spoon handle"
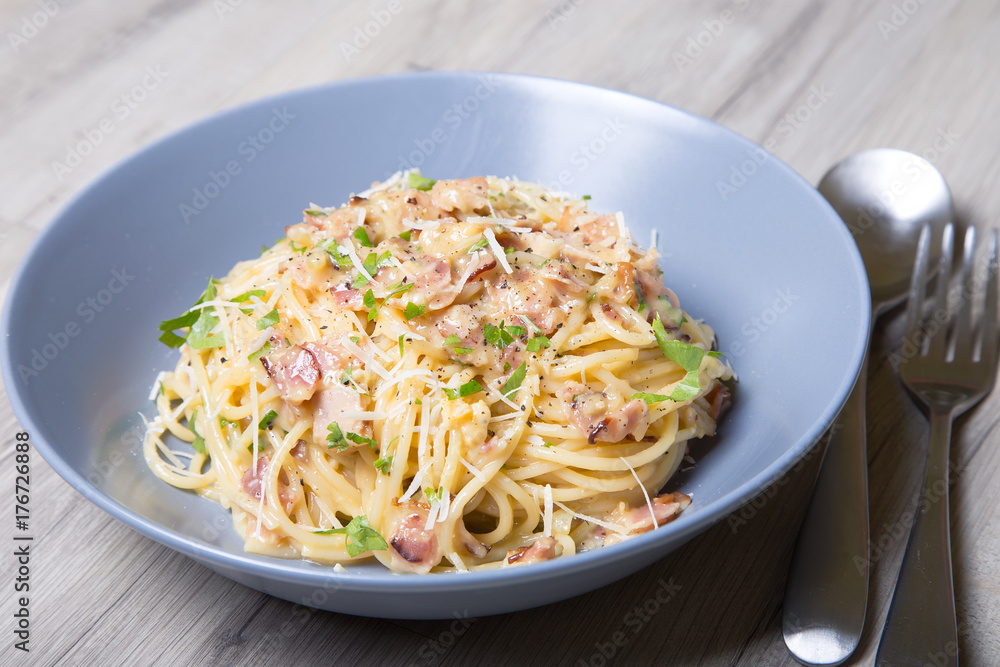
(782, 358, 870, 666)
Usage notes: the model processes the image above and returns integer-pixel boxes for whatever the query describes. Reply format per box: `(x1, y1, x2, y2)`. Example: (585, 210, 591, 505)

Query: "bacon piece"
(384, 500, 487, 573)
(331, 287, 363, 309)
(429, 176, 489, 213)
(705, 382, 731, 421)
(260, 342, 352, 404)
(310, 385, 365, 445)
(612, 492, 691, 535)
(505, 536, 557, 566)
(240, 455, 300, 513)
(559, 383, 650, 443)
(260, 347, 321, 403)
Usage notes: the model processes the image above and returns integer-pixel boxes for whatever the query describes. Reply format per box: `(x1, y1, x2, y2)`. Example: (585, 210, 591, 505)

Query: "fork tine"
(981, 229, 999, 367)
(905, 224, 933, 344)
(927, 223, 955, 359)
(952, 226, 977, 358)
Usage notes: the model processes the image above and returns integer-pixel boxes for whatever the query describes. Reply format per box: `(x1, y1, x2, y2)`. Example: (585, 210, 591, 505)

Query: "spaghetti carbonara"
(144, 172, 734, 573)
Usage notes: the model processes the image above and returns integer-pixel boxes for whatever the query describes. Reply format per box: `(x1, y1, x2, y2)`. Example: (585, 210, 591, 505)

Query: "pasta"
(143, 171, 734, 573)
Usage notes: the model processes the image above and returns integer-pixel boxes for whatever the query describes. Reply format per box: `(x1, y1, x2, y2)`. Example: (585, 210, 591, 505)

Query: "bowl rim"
(0, 69, 871, 594)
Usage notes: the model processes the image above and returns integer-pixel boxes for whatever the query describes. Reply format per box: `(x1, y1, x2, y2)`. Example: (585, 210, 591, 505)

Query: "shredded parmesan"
(460, 457, 486, 482)
(483, 228, 512, 274)
(339, 238, 376, 286)
(553, 500, 628, 535)
(543, 484, 553, 537)
(621, 457, 657, 531)
(400, 462, 432, 503)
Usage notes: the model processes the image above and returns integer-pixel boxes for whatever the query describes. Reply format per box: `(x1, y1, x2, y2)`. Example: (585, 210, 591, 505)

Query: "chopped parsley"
(443, 380, 483, 400)
(318, 238, 352, 269)
(289, 239, 308, 254)
(483, 322, 525, 349)
(258, 409, 278, 430)
(398, 334, 405, 356)
(353, 227, 374, 247)
(424, 486, 446, 503)
(374, 456, 393, 475)
(363, 289, 378, 322)
(231, 289, 265, 303)
(631, 392, 671, 405)
(652, 314, 704, 401)
(314, 515, 387, 557)
(256, 308, 279, 330)
(403, 302, 426, 320)
(398, 230, 412, 242)
(158, 279, 224, 349)
(501, 362, 527, 397)
(383, 281, 415, 300)
(248, 341, 272, 363)
(408, 172, 436, 191)
(326, 423, 376, 451)
(304, 208, 326, 216)
(467, 237, 489, 253)
(352, 251, 393, 288)
(582, 194, 591, 200)
(526, 335, 550, 352)
(189, 410, 206, 455)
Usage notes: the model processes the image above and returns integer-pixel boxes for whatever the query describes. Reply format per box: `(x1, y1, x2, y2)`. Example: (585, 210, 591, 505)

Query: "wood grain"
(3, 0, 1000, 665)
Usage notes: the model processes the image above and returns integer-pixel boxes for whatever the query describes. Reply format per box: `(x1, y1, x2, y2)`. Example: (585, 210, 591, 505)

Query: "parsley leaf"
(467, 237, 489, 253)
(318, 238, 352, 269)
(454, 346, 473, 355)
(188, 291, 226, 350)
(398, 334, 405, 356)
(652, 315, 704, 401)
(315, 515, 388, 557)
(248, 340, 272, 363)
(353, 227, 374, 247)
(159, 279, 223, 349)
(631, 392, 671, 405)
(444, 334, 463, 346)
(188, 410, 206, 455)
(304, 208, 326, 216)
(444, 380, 483, 400)
(231, 289, 265, 303)
(346, 431, 378, 450)
(374, 456, 393, 475)
(408, 172, 436, 191)
(582, 194, 592, 200)
(353, 251, 393, 288)
(501, 362, 527, 397)
(398, 230, 412, 242)
(256, 308, 279, 330)
(526, 336, 550, 352)
(404, 302, 426, 320)
(483, 322, 524, 349)
(258, 410, 278, 430)
(383, 281, 414, 300)
(363, 289, 378, 322)
(327, 423, 348, 451)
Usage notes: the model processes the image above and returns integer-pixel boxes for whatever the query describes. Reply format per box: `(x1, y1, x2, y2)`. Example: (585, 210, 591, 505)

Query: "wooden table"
(3, 1, 1000, 664)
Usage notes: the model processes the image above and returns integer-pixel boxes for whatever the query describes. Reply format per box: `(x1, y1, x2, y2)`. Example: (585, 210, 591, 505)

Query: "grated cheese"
(460, 457, 486, 482)
(483, 228, 512, 274)
(553, 500, 627, 535)
(621, 457, 657, 531)
(543, 484, 553, 537)
(400, 461, 432, 502)
(339, 238, 376, 286)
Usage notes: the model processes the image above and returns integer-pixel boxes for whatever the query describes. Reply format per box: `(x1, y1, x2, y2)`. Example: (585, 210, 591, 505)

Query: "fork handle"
(875, 408, 959, 666)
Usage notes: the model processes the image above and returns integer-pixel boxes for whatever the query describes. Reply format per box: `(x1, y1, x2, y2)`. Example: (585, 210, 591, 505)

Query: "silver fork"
(875, 223, 999, 666)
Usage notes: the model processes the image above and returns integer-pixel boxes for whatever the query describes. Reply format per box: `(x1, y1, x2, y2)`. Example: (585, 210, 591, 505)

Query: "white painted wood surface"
(2, 1, 999, 664)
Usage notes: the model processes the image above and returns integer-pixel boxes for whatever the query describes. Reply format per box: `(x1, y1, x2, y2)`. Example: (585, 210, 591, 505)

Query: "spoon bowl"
(819, 148, 954, 313)
(783, 148, 954, 666)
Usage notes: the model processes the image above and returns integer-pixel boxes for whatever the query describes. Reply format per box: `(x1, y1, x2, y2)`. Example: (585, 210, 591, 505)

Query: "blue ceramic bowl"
(0, 72, 869, 618)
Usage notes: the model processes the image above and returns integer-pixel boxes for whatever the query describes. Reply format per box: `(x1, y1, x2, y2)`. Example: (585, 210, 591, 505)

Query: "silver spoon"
(782, 148, 953, 666)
